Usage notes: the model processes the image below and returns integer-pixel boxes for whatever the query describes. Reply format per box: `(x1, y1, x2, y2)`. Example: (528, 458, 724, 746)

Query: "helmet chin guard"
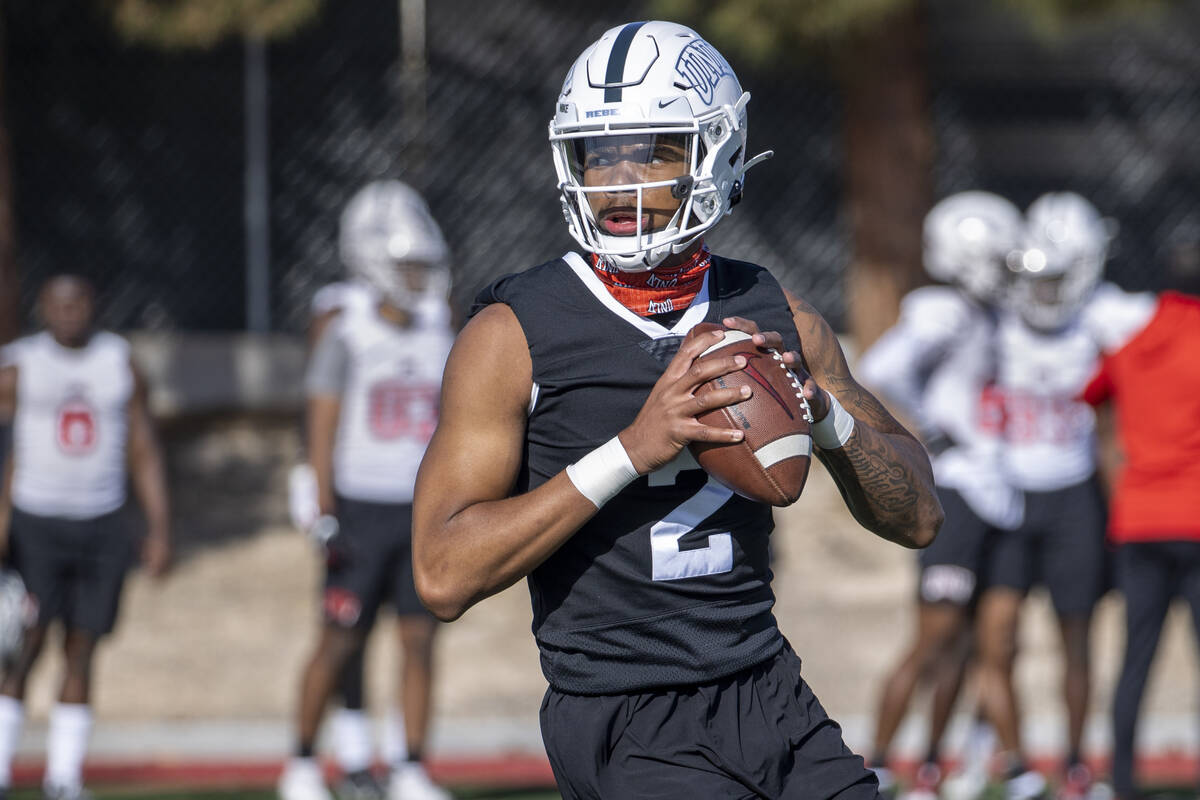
(550, 21, 772, 272)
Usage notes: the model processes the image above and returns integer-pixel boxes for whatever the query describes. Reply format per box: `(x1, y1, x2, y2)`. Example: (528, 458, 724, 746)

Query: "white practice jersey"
(998, 282, 1155, 492)
(859, 285, 1020, 528)
(310, 279, 377, 320)
(7, 331, 133, 519)
(311, 279, 451, 330)
(307, 307, 453, 504)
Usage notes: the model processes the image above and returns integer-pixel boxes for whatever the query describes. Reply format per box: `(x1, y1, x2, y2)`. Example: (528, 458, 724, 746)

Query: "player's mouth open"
(601, 210, 650, 236)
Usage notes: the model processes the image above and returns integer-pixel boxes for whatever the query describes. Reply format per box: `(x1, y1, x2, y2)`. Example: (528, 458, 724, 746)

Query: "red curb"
(888, 753, 1199, 784)
(7, 752, 1195, 791)
(9, 755, 557, 790)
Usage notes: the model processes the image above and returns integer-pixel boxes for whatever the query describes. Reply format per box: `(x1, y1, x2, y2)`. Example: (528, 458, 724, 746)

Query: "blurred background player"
(289, 260, 395, 800)
(1080, 291, 1200, 800)
(974, 192, 1155, 800)
(859, 191, 1024, 800)
(0, 275, 171, 800)
(278, 180, 453, 800)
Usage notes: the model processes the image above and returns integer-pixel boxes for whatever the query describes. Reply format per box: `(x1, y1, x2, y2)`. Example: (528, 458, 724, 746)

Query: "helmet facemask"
(922, 191, 1024, 308)
(353, 256, 450, 310)
(549, 22, 771, 273)
(1013, 248, 1102, 331)
(339, 180, 452, 310)
(1015, 191, 1109, 330)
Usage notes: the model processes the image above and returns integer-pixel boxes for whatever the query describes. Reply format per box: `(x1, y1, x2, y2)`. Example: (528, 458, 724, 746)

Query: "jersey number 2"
(648, 453, 734, 581)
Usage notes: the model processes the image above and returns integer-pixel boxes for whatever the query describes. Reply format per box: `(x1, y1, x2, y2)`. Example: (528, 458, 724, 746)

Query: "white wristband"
(566, 436, 639, 509)
(811, 392, 855, 450)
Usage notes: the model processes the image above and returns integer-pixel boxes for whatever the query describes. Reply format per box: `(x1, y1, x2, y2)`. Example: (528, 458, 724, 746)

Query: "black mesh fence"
(5, 0, 1200, 333)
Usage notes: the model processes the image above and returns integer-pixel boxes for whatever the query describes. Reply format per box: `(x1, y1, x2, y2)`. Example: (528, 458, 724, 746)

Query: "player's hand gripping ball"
(686, 322, 814, 506)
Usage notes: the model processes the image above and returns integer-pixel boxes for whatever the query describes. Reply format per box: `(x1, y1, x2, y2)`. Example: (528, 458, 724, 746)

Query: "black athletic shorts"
(540, 641, 879, 799)
(916, 487, 994, 606)
(985, 476, 1107, 616)
(322, 496, 429, 629)
(8, 506, 134, 636)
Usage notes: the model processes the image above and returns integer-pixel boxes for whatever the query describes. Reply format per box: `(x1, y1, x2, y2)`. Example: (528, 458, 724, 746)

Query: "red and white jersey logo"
(56, 397, 98, 456)
(367, 381, 439, 441)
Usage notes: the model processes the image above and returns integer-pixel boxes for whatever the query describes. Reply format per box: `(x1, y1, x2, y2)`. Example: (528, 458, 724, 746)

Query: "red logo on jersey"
(367, 381, 438, 441)
(56, 398, 97, 455)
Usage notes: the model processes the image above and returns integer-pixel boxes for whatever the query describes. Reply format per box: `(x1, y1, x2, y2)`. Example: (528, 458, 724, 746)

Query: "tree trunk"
(838, 0, 934, 354)
(0, 14, 15, 345)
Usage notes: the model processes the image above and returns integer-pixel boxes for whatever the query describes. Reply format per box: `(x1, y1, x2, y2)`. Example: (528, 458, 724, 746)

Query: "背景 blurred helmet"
(1013, 191, 1110, 330)
(338, 180, 451, 307)
(923, 191, 1024, 305)
(549, 21, 773, 272)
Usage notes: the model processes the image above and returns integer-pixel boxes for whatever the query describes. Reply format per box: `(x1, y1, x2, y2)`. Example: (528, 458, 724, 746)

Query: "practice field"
(6, 784, 1199, 800)
(8, 790, 562, 800)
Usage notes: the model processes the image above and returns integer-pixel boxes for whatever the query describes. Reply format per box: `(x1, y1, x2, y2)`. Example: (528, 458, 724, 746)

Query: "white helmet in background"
(923, 191, 1023, 304)
(338, 180, 451, 307)
(549, 21, 773, 272)
(1014, 191, 1110, 330)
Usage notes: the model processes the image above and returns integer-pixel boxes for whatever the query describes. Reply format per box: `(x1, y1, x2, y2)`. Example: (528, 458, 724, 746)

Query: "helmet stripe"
(603, 21, 647, 103)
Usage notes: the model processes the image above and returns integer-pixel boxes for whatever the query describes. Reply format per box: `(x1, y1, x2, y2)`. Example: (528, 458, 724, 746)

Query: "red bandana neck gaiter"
(590, 245, 712, 317)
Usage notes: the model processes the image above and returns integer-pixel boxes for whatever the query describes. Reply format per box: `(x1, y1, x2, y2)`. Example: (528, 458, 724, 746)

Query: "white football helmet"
(549, 21, 773, 272)
(1014, 191, 1110, 330)
(338, 180, 451, 307)
(923, 191, 1023, 305)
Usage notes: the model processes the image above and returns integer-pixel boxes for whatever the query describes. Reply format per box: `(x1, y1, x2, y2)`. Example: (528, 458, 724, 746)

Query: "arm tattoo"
(816, 427, 930, 547)
(789, 296, 941, 547)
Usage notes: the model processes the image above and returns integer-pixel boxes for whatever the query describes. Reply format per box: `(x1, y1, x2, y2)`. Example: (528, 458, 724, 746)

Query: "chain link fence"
(5, 0, 1200, 334)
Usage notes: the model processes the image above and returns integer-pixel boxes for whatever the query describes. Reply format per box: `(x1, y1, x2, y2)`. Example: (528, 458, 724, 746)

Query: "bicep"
(785, 290, 913, 438)
(126, 365, 159, 460)
(416, 304, 531, 522)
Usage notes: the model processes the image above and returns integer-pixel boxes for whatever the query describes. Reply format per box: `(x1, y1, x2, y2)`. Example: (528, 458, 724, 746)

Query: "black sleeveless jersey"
(473, 252, 803, 694)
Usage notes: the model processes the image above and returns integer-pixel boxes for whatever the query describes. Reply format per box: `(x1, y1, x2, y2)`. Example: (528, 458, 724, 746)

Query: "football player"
(974, 193, 1156, 800)
(413, 21, 943, 798)
(278, 181, 453, 800)
(1081, 291, 1200, 800)
(288, 269, 393, 800)
(0, 275, 171, 800)
(858, 191, 1025, 800)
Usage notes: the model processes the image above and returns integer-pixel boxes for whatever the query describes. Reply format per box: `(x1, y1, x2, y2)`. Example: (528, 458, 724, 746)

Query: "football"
(686, 322, 814, 507)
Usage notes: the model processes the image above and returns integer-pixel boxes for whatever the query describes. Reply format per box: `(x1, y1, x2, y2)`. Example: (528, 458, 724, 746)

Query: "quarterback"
(413, 21, 942, 798)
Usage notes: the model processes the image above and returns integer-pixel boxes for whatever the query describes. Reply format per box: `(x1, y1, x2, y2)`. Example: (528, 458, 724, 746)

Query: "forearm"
(415, 472, 599, 621)
(307, 443, 336, 514)
(817, 423, 941, 548)
(306, 396, 339, 514)
(130, 453, 170, 538)
(0, 453, 11, 540)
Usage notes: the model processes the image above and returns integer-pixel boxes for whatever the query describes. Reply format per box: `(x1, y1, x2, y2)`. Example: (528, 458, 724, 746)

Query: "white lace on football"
(773, 350, 815, 423)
